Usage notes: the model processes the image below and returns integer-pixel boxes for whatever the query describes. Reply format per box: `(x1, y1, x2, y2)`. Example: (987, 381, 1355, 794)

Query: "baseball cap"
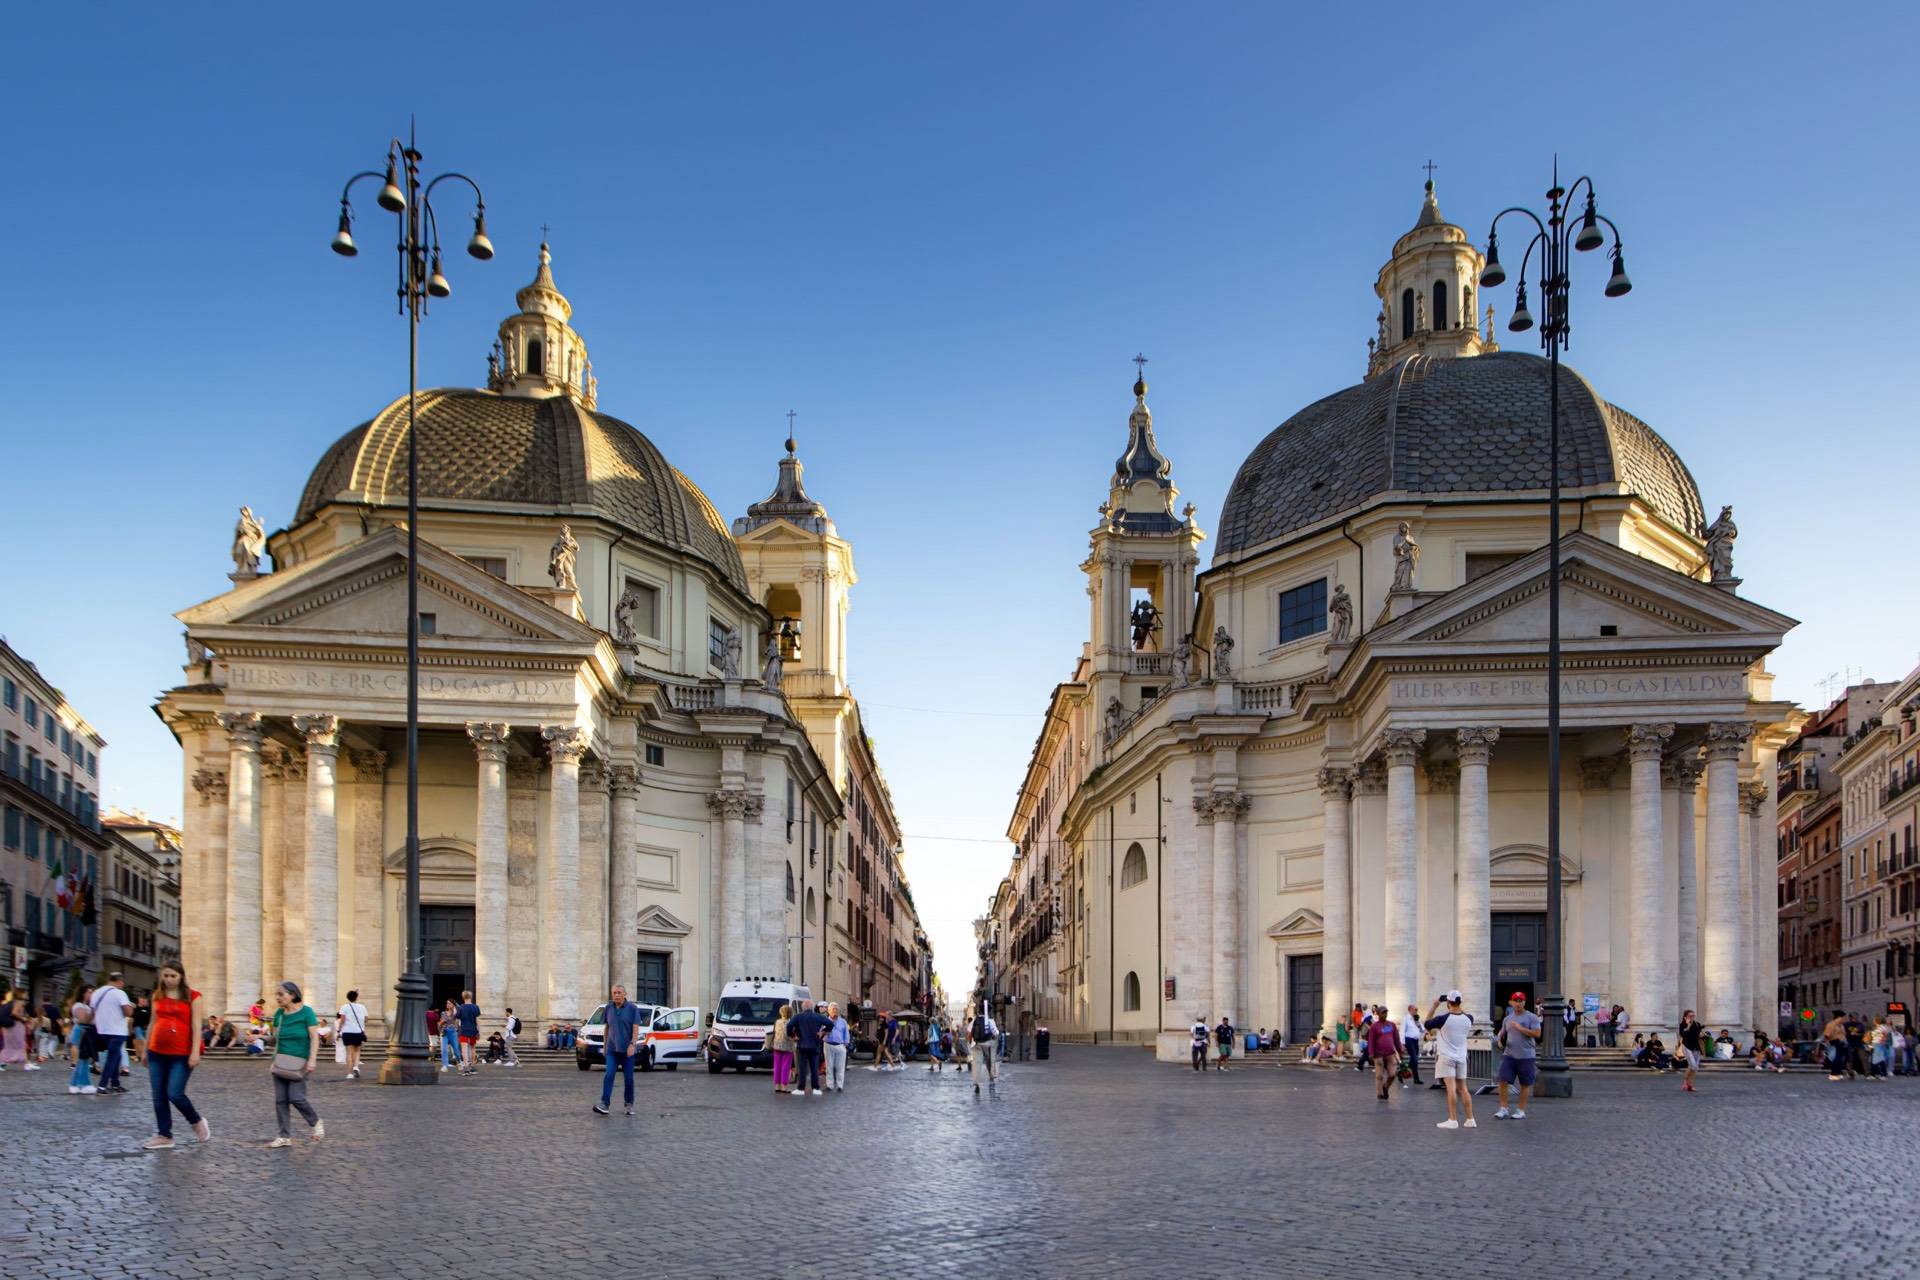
(1445, 989, 1463, 1003)
(1509, 991, 1527, 1003)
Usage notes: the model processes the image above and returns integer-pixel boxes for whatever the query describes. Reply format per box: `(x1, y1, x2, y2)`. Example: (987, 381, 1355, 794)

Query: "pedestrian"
(439, 1000, 463, 1073)
(0, 993, 29, 1070)
(500, 1007, 520, 1067)
(1676, 1009, 1706, 1093)
(1333, 1015, 1351, 1061)
(68, 984, 98, 1093)
(1493, 991, 1541, 1119)
(1563, 1001, 1582, 1050)
(592, 984, 645, 1116)
(1403, 1004, 1426, 1086)
(1213, 1014, 1234, 1072)
(823, 1002, 851, 1092)
(925, 1017, 947, 1073)
(455, 989, 481, 1075)
(1189, 1017, 1210, 1072)
(789, 999, 830, 1097)
(1424, 992, 1476, 1129)
(266, 981, 323, 1147)
(426, 1003, 440, 1056)
(141, 961, 208, 1150)
(336, 989, 369, 1080)
(88, 973, 134, 1095)
(869, 1009, 894, 1072)
(36, 998, 62, 1064)
(770, 1004, 794, 1095)
(1596, 1002, 1614, 1047)
(969, 1002, 1000, 1094)
(1365, 1006, 1402, 1101)
(887, 1011, 905, 1070)
(126, 993, 151, 1065)
(1870, 1016, 1892, 1078)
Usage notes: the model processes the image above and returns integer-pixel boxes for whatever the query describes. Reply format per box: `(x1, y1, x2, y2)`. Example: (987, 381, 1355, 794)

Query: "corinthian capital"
(707, 789, 749, 819)
(607, 763, 641, 796)
(1192, 795, 1216, 826)
(191, 767, 228, 804)
(466, 721, 511, 762)
(1315, 766, 1352, 801)
(216, 710, 264, 752)
(293, 713, 340, 754)
(1703, 721, 1752, 762)
(1740, 780, 1768, 815)
(542, 724, 588, 765)
(1380, 728, 1427, 768)
(1624, 722, 1675, 762)
(1663, 754, 1703, 792)
(1454, 726, 1500, 767)
(347, 748, 388, 779)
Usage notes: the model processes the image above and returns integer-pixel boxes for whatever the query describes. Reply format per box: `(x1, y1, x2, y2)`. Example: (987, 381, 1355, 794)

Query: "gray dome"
(296, 389, 748, 594)
(1216, 352, 1705, 557)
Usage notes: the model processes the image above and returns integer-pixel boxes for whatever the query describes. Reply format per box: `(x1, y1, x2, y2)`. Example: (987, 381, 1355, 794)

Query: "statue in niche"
(722, 630, 742, 679)
(1391, 522, 1420, 591)
(612, 586, 642, 644)
(1104, 695, 1126, 740)
(548, 524, 579, 592)
(1129, 597, 1161, 651)
(1172, 636, 1192, 688)
(1211, 626, 1234, 680)
(1414, 292, 1427, 332)
(1328, 583, 1353, 644)
(762, 632, 784, 691)
(1705, 505, 1738, 582)
(231, 506, 265, 578)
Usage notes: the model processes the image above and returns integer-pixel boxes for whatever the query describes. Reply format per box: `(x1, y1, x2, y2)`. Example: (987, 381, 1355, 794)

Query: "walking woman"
(771, 1004, 794, 1095)
(0, 992, 30, 1070)
(439, 999, 462, 1073)
(266, 981, 323, 1148)
(142, 962, 209, 1149)
(68, 984, 98, 1094)
(336, 989, 369, 1080)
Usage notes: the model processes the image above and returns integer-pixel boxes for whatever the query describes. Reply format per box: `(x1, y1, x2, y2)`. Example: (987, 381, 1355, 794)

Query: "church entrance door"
(1490, 911, 1547, 1026)
(1287, 954, 1322, 1045)
(423, 904, 476, 1011)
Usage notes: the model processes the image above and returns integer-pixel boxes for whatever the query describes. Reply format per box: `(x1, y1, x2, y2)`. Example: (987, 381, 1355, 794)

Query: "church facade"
(998, 183, 1798, 1059)
(157, 246, 928, 1028)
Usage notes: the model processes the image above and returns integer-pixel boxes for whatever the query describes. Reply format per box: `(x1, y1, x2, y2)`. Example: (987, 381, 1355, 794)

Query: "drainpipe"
(1340, 518, 1365, 640)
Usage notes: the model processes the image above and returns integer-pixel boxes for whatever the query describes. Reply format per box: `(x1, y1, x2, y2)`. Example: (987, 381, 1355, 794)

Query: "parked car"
(576, 1002, 699, 1071)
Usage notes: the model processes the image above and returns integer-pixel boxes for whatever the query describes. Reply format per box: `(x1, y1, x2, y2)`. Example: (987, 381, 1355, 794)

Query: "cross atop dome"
(1366, 168, 1496, 377)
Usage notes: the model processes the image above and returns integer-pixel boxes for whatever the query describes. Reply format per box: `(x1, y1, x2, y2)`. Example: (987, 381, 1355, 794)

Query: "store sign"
(1163, 977, 1176, 1002)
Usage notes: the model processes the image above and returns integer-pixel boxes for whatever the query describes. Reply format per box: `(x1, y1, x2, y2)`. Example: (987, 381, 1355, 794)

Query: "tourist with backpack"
(1189, 1018, 1210, 1071)
(1423, 991, 1476, 1130)
(500, 1007, 521, 1067)
(968, 1002, 1000, 1094)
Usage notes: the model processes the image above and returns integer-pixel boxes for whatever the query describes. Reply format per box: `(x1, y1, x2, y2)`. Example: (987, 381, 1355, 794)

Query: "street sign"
(1582, 994, 1601, 1014)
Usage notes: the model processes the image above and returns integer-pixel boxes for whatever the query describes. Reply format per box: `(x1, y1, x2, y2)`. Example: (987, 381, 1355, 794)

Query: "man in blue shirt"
(823, 1002, 852, 1093)
(788, 1000, 832, 1097)
(593, 986, 646, 1116)
(455, 990, 482, 1076)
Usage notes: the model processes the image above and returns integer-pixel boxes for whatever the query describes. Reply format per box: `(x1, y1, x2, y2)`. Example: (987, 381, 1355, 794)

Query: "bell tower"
(1367, 173, 1497, 376)
(488, 241, 597, 408)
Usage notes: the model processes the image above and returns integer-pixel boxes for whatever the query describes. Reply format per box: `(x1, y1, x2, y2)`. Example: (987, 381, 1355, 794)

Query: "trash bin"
(1035, 1028, 1051, 1060)
(1245, 1032, 1259, 1053)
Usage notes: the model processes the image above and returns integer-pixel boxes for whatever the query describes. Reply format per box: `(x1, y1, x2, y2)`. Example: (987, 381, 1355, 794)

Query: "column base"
(1536, 993, 1575, 1099)
(378, 1055, 441, 1085)
(379, 968, 437, 1087)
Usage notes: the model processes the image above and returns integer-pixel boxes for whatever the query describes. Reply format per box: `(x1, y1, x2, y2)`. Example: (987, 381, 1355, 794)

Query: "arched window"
(525, 339, 544, 375)
(805, 887, 818, 925)
(1120, 842, 1148, 890)
(1122, 971, 1141, 1012)
(1432, 279, 1449, 331)
(1400, 288, 1415, 341)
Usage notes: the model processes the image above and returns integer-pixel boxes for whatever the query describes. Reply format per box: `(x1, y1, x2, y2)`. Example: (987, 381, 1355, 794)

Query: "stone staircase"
(193, 1040, 590, 1069)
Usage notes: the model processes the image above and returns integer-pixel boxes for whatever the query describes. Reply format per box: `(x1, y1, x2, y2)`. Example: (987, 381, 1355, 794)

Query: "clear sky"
(4, 3, 1916, 989)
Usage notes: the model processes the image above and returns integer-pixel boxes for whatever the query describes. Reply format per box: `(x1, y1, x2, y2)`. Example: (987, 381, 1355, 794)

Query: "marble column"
(1667, 754, 1703, 1021)
(1455, 727, 1499, 1028)
(189, 766, 229, 1014)
(505, 759, 541, 1018)
(1626, 723, 1674, 1034)
(260, 748, 288, 994)
(1208, 791, 1248, 1021)
(467, 722, 510, 1010)
(1317, 766, 1353, 1037)
(577, 762, 610, 1004)
(278, 753, 308, 995)
(710, 789, 749, 979)
(1381, 729, 1426, 1016)
(1423, 758, 1457, 1001)
(217, 711, 264, 1019)
(608, 764, 641, 995)
(1702, 722, 1751, 1030)
(293, 715, 340, 1008)
(1189, 795, 1219, 1021)
(347, 749, 387, 1022)
(1741, 780, 1768, 1037)
(1755, 762, 1782, 1037)
(541, 725, 587, 1020)
(1350, 760, 1388, 1001)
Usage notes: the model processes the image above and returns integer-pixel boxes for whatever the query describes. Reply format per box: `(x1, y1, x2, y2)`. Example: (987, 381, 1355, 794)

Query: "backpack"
(970, 1014, 991, 1044)
(506, 1016, 521, 1036)
(0, 1004, 14, 1029)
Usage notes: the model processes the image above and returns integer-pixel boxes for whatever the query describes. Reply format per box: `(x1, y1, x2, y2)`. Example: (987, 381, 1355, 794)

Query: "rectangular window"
(620, 578, 662, 639)
(24, 696, 37, 729)
(1277, 578, 1328, 644)
(417, 612, 437, 635)
(644, 744, 665, 767)
(708, 618, 732, 669)
(464, 555, 508, 579)
(2, 806, 17, 849)
(1, 677, 14, 709)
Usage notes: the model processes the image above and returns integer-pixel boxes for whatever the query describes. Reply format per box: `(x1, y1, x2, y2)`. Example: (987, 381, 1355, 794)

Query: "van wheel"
(666, 1064, 677, 1072)
(707, 1058, 723, 1074)
(576, 1059, 589, 1072)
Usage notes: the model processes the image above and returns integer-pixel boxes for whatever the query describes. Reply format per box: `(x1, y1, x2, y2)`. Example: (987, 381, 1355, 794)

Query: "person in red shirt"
(142, 962, 209, 1150)
(1365, 1005, 1404, 1102)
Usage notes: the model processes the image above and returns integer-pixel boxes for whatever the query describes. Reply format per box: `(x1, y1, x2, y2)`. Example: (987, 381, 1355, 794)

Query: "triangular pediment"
(1266, 908, 1324, 938)
(636, 905, 692, 936)
(735, 520, 820, 544)
(178, 526, 601, 647)
(1369, 533, 1795, 653)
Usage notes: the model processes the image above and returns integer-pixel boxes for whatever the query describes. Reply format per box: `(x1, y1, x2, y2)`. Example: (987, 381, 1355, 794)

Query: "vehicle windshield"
(716, 996, 786, 1025)
(585, 1007, 605, 1027)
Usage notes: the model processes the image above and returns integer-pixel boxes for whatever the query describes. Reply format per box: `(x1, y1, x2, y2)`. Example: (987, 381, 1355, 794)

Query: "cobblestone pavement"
(5, 1047, 1917, 1279)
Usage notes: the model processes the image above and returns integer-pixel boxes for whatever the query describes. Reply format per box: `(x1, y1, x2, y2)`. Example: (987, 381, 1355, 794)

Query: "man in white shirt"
(337, 990, 370, 1079)
(500, 1007, 520, 1067)
(969, 1003, 1001, 1094)
(1424, 990, 1476, 1130)
(89, 973, 134, 1095)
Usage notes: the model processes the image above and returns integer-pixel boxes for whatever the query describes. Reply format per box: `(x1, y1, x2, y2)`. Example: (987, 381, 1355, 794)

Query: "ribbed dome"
(296, 389, 748, 594)
(1216, 353, 1705, 557)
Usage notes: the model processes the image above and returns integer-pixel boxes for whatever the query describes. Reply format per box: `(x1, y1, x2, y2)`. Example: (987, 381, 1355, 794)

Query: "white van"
(577, 1002, 702, 1071)
(703, 977, 813, 1073)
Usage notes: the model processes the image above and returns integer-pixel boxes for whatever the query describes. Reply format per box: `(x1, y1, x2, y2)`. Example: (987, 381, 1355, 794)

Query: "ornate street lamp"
(332, 125, 491, 1085)
(1480, 163, 1630, 1099)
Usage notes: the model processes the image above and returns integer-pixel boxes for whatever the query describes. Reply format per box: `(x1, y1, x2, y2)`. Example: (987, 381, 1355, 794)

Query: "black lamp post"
(332, 125, 492, 1085)
(1480, 163, 1631, 1099)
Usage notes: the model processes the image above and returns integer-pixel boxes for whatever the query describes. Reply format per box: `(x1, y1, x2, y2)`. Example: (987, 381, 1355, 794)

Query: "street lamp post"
(331, 126, 493, 1085)
(1480, 162, 1631, 1099)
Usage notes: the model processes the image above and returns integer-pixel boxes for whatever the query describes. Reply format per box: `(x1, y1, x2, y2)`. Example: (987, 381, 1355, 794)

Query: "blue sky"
(4, 2, 1916, 985)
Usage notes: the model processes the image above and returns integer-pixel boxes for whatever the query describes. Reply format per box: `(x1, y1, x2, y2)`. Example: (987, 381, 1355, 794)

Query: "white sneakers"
(1493, 1106, 1509, 1119)
(267, 1137, 293, 1149)
(1510, 1110, 1526, 1120)
(311, 1120, 325, 1141)
(191, 1118, 211, 1142)
(1463, 1118, 1478, 1128)
(23, 1063, 40, 1071)
(1436, 1119, 1459, 1129)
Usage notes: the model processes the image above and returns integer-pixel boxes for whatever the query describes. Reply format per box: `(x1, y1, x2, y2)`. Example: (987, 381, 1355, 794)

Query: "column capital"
(1191, 795, 1216, 826)
(542, 724, 588, 765)
(346, 747, 388, 779)
(607, 763, 641, 796)
(1664, 754, 1704, 791)
(1424, 758, 1459, 792)
(466, 721, 511, 762)
(274, 749, 308, 783)
(1580, 755, 1619, 790)
(216, 710, 264, 752)
(1455, 726, 1500, 765)
(1625, 722, 1675, 762)
(506, 757, 542, 785)
(742, 793, 767, 820)
(1380, 728, 1426, 767)
(191, 767, 228, 804)
(261, 746, 294, 782)
(1315, 766, 1353, 800)
(1740, 779, 1767, 815)
(579, 759, 609, 791)
(293, 713, 340, 753)
(707, 788, 750, 819)
(1355, 758, 1388, 796)
(1703, 721, 1752, 762)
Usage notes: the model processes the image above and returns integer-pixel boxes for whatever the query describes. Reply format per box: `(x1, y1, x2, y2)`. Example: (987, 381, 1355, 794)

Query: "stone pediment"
(636, 905, 692, 936)
(1266, 908, 1324, 938)
(178, 525, 602, 648)
(734, 520, 818, 544)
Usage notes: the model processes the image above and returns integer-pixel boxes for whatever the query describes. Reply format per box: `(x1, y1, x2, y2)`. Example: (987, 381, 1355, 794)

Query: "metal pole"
(1538, 176, 1571, 1097)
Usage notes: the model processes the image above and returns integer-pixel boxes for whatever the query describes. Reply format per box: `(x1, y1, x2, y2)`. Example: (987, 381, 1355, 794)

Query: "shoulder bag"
(270, 1010, 308, 1079)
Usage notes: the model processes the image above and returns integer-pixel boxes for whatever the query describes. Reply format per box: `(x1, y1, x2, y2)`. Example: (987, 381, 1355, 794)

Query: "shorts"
(1435, 1056, 1468, 1080)
(342, 1032, 366, 1047)
(459, 1034, 477, 1046)
(1497, 1056, 1538, 1087)
(1681, 1049, 1700, 1070)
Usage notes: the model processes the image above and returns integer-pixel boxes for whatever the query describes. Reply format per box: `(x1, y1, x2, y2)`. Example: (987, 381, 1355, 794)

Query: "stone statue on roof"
(1391, 522, 1420, 592)
(1705, 505, 1738, 584)
(762, 632, 783, 691)
(231, 506, 265, 579)
(1328, 583, 1353, 644)
(1211, 626, 1234, 680)
(548, 524, 580, 592)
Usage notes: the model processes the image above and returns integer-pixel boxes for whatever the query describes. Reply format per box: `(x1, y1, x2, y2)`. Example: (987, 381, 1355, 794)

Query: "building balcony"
(1886, 772, 1920, 805)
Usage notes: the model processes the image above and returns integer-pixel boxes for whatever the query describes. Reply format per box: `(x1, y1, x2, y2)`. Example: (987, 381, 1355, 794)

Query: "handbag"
(271, 1052, 308, 1081)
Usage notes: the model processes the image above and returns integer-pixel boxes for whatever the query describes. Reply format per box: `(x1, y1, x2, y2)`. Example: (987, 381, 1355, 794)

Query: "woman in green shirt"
(267, 981, 324, 1148)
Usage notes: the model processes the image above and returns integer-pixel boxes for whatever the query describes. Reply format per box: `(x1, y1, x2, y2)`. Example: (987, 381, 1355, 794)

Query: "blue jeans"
(146, 1052, 201, 1138)
(442, 1031, 462, 1069)
(70, 1049, 94, 1089)
(601, 1047, 635, 1106)
(99, 1035, 127, 1089)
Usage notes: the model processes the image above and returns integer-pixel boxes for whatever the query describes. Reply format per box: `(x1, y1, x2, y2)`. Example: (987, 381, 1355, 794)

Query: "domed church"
(157, 245, 921, 1029)
(999, 183, 1798, 1059)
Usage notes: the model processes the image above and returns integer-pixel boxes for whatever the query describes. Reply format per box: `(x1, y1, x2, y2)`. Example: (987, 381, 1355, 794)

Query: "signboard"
(1496, 964, 1531, 980)
(1163, 977, 1176, 1002)
(1388, 670, 1747, 709)
(1583, 994, 1601, 1014)
(9, 946, 24, 973)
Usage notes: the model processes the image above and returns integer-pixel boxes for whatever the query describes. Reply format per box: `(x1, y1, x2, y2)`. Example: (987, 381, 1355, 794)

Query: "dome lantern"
(492, 239, 596, 409)
(1105, 356, 1181, 534)
(1367, 170, 1497, 377)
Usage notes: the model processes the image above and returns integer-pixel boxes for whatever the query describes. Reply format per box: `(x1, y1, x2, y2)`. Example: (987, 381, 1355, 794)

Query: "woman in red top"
(142, 961, 208, 1150)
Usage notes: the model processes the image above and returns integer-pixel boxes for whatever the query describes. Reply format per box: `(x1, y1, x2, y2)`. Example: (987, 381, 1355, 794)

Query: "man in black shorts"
(1676, 1009, 1706, 1093)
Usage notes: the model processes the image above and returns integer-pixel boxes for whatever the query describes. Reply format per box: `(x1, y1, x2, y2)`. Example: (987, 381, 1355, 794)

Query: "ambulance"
(703, 977, 813, 1072)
